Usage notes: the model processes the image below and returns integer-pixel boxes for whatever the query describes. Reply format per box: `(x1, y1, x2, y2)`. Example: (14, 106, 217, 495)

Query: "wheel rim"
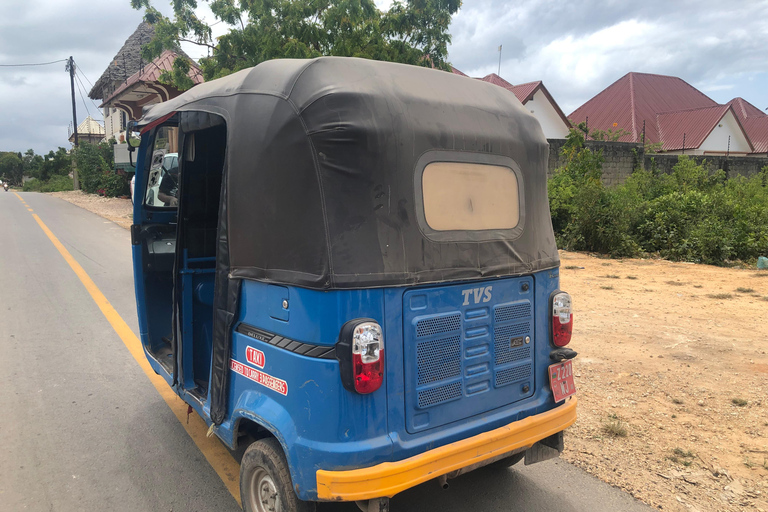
(248, 467, 281, 512)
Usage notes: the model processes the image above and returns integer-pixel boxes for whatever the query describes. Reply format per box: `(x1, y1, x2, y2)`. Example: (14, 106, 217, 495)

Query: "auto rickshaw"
(130, 56, 576, 512)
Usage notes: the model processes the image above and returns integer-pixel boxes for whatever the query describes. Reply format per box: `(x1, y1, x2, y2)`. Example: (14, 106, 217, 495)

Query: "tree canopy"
(130, 0, 461, 88)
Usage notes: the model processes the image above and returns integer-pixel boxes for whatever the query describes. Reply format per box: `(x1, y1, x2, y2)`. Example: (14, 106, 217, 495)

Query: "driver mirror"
(126, 120, 141, 150)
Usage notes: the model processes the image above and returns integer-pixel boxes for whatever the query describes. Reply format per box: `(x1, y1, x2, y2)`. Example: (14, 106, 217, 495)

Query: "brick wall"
(546, 138, 768, 184)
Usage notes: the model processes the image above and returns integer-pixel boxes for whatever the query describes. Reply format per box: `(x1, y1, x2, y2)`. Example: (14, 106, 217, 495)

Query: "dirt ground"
(47, 191, 768, 511)
(560, 252, 768, 512)
(48, 190, 133, 229)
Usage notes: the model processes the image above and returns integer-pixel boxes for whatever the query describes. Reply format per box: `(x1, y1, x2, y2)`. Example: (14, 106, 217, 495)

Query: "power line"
(0, 58, 67, 67)
(74, 71, 103, 119)
(73, 70, 92, 119)
(72, 60, 95, 88)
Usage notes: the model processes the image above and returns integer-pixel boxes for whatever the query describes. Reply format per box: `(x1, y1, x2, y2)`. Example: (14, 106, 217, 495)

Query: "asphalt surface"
(0, 191, 654, 512)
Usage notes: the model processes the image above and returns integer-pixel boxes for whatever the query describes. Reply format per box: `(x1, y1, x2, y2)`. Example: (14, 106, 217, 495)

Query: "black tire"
(240, 437, 316, 512)
(486, 452, 525, 470)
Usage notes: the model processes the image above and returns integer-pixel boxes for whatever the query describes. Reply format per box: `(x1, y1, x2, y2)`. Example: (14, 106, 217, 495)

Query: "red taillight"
(352, 352, 384, 394)
(552, 292, 573, 347)
(337, 320, 384, 394)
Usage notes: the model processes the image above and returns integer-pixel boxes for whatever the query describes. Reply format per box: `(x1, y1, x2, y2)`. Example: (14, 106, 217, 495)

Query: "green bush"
(72, 142, 114, 194)
(98, 170, 130, 197)
(41, 175, 74, 192)
(548, 132, 768, 265)
(21, 175, 74, 192)
(22, 178, 43, 192)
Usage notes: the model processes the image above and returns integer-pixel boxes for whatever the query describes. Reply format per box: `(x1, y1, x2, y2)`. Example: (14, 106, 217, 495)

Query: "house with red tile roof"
(89, 23, 203, 142)
(726, 97, 768, 155)
(570, 72, 758, 156)
(452, 68, 571, 139)
(99, 49, 204, 123)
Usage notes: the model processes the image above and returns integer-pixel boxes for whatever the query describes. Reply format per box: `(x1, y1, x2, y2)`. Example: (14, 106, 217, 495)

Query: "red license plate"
(548, 359, 576, 403)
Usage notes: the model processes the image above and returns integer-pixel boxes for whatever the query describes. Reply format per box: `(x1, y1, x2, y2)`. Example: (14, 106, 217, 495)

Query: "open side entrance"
(176, 124, 227, 400)
(134, 116, 227, 406)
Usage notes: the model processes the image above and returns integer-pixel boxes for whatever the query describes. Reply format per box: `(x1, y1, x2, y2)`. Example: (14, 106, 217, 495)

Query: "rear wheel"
(240, 438, 315, 512)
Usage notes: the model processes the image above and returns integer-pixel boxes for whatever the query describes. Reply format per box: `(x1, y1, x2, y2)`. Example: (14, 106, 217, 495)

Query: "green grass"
(731, 398, 748, 407)
(707, 293, 733, 299)
(735, 287, 755, 293)
(564, 265, 582, 270)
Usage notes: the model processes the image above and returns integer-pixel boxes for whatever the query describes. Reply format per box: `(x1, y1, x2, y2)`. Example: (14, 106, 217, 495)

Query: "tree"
(0, 152, 24, 186)
(130, 0, 461, 88)
(38, 148, 72, 182)
(23, 149, 44, 180)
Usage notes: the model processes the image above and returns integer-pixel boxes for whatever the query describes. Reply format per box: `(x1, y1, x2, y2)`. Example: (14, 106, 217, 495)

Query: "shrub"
(99, 170, 130, 197)
(40, 175, 74, 192)
(72, 142, 114, 194)
(22, 178, 43, 192)
(21, 175, 74, 192)
(548, 134, 768, 265)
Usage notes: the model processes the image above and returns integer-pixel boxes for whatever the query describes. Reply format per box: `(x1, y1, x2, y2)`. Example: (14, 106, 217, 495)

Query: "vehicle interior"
(137, 120, 227, 401)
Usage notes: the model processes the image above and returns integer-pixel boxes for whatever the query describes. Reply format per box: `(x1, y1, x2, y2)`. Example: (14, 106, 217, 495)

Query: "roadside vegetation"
(1, 141, 131, 197)
(549, 129, 768, 265)
(70, 141, 130, 197)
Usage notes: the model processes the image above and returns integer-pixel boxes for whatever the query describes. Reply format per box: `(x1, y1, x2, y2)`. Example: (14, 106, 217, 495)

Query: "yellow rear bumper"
(316, 396, 577, 501)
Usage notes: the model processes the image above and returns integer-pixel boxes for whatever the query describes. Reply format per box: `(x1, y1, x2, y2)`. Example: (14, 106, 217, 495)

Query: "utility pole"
(66, 56, 79, 189)
(497, 45, 502, 76)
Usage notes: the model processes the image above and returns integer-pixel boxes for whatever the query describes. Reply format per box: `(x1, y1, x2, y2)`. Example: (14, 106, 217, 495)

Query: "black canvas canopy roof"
(140, 57, 561, 424)
(140, 57, 559, 290)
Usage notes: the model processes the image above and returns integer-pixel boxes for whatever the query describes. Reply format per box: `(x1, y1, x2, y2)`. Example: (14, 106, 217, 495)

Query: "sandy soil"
(48, 190, 133, 229)
(560, 251, 768, 512)
(45, 191, 768, 511)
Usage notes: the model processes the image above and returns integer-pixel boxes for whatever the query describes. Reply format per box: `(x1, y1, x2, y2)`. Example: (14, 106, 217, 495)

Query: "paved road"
(0, 192, 653, 512)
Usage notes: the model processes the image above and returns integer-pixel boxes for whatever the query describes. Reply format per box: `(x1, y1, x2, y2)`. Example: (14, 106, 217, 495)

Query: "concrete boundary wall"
(546, 139, 768, 185)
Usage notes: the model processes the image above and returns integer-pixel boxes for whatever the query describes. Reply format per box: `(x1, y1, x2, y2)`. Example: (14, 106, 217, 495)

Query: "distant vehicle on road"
(129, 57, 576, 512)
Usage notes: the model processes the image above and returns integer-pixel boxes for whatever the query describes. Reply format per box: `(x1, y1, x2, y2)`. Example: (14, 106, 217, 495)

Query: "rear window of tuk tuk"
(413, 151, 525, 243)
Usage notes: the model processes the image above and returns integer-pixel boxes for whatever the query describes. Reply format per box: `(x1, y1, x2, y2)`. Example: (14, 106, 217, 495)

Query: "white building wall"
(525, 90, 571, 139)
(103, 107, 126, 142)
(696, 111, 751, 154)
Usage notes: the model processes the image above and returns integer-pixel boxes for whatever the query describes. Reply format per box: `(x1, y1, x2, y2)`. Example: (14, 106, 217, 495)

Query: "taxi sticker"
(246, 346, 265, 368)
(230, 359, 288, 396)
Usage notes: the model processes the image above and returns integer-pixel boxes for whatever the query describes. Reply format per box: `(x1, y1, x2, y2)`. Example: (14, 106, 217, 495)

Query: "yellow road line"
(29, 211, 242, 506)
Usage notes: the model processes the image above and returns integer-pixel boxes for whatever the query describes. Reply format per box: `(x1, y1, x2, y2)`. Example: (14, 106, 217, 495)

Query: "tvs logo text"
(461, 286, 492, 306)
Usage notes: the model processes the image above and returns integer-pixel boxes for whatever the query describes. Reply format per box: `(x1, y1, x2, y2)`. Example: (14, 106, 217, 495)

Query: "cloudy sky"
(2, 0, 768, 154)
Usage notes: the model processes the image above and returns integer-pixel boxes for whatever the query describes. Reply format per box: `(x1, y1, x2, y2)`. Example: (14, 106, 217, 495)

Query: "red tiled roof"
(478, 73, 515, 90)
(102, 50, 204, 106)
(450, 68, 571, 132)
(570, 72, 718, 144)
(742, 116, 768, 153)
(727, 97, 766, 120)
(509, 81, 541, 104)
(725, 97, 768, 153)
(656, 105, 732, 151)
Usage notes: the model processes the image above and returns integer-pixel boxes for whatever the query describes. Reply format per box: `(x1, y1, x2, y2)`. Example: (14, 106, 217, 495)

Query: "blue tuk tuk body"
(131, 57, 575, 510)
